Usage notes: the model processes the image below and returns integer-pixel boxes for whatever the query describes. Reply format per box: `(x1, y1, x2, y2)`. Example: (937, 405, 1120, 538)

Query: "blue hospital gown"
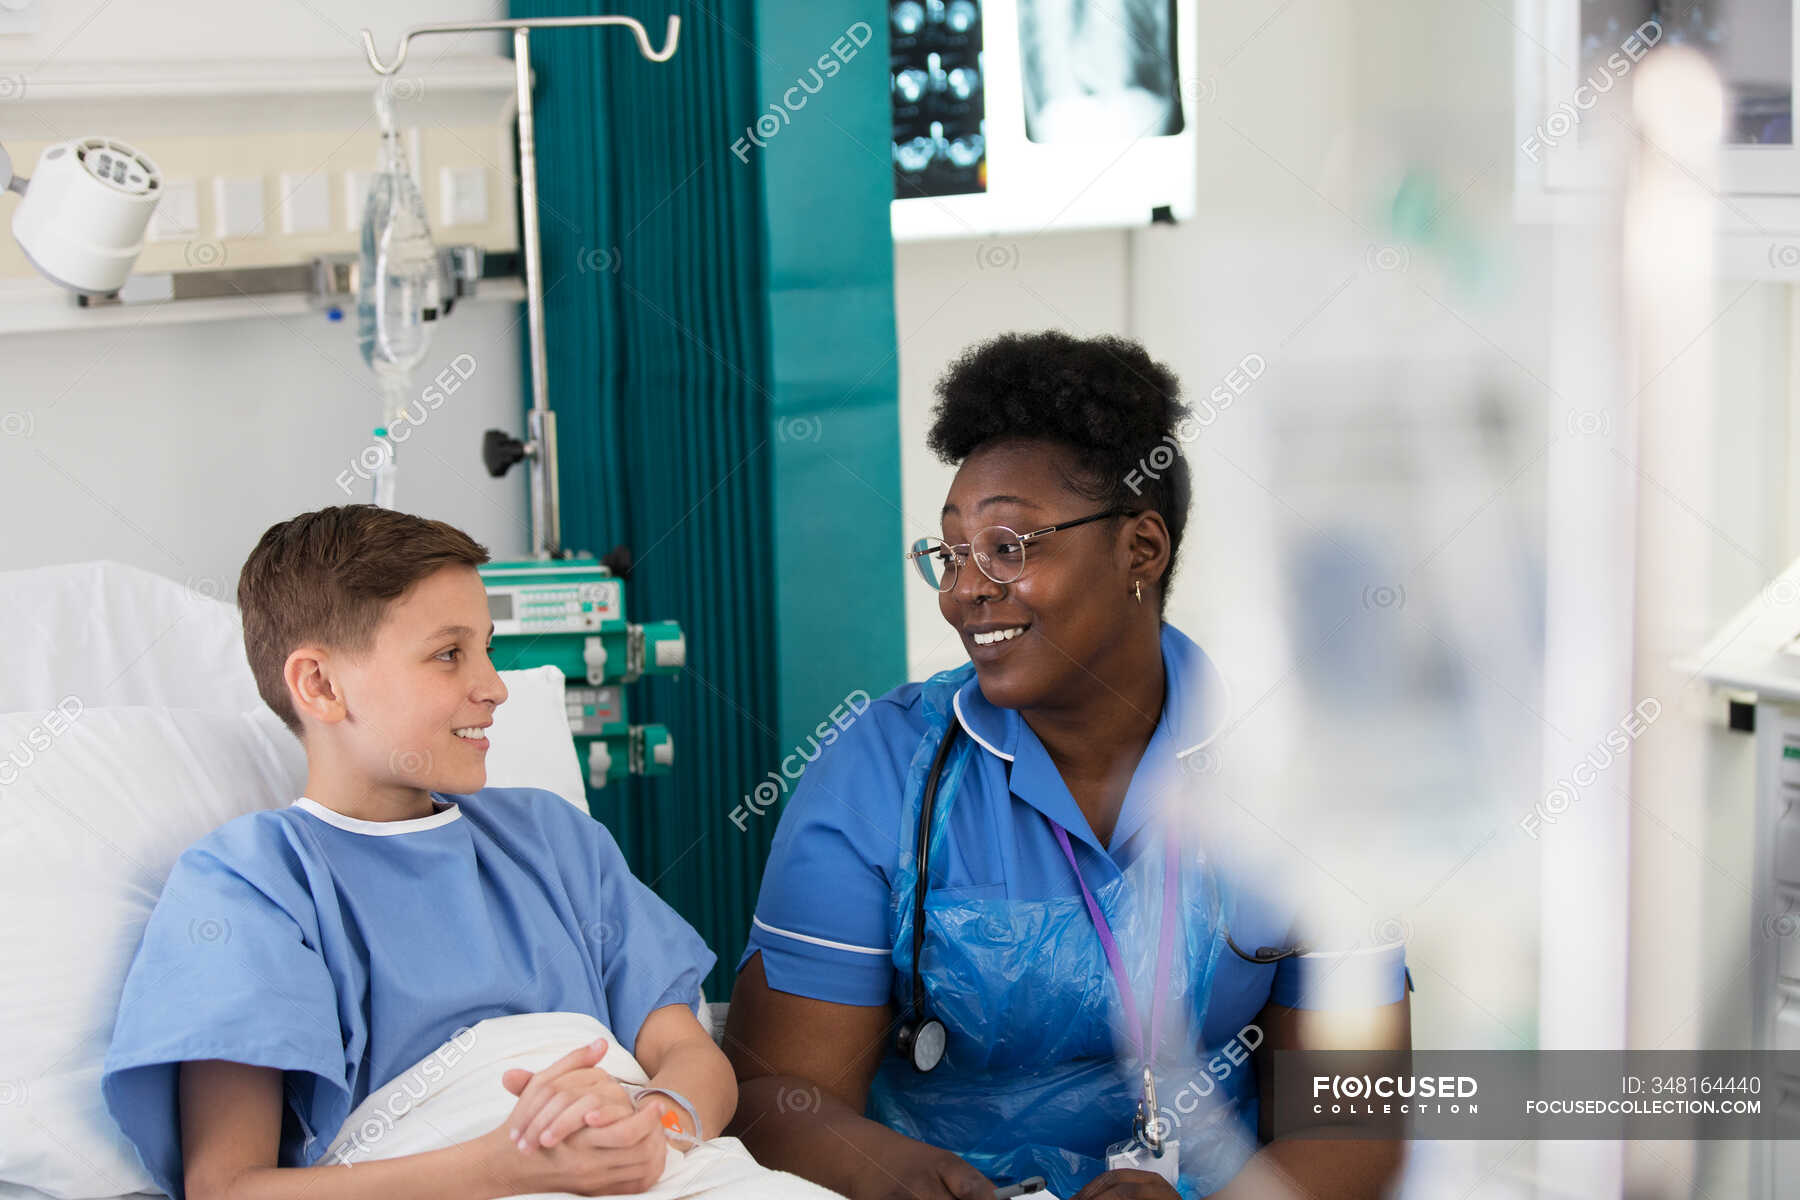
(101, 788, 714, 1198)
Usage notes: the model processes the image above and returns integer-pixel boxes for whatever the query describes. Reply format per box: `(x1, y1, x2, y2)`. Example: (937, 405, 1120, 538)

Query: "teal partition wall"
(750, 5, 909, 756)
(510, 1, 906, 999)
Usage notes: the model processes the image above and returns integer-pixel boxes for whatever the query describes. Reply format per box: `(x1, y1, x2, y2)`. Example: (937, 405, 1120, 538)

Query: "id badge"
(1105, 1135, 1180, 1187)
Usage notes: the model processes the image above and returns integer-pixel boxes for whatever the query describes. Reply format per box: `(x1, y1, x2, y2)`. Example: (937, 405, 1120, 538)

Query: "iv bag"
(357, 86, 441, 382)
(356, 84, 441, 509)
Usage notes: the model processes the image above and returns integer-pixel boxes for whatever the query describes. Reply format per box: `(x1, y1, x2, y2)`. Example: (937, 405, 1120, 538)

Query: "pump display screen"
(484, 581, 621, 635)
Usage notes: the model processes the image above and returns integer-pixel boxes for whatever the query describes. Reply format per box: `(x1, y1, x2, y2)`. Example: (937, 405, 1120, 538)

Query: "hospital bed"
(0, 560, 682, 1200)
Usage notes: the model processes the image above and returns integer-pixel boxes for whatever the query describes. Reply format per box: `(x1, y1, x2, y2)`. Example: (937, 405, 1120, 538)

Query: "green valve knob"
(632, 724, 673, 777)
(632, 620, 686, 677)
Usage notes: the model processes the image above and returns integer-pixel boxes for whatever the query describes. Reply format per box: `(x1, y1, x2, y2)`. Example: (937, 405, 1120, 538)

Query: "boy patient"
(101, 505, 736, 1200)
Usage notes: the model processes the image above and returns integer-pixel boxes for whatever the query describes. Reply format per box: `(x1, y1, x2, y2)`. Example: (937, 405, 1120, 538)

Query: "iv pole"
(360, 15, 682, 559)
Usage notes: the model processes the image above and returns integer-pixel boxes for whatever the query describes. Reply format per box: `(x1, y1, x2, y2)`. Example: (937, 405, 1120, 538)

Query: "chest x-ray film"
(1017, 0, 1184, 142)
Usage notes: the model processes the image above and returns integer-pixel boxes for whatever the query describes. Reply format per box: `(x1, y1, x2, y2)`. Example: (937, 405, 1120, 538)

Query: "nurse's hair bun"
(926, 330, 1192, 595)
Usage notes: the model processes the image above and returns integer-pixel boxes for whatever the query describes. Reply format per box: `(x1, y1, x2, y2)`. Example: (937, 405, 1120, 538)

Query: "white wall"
(0, 0, 528, 585)
(2, 305, 529, 577)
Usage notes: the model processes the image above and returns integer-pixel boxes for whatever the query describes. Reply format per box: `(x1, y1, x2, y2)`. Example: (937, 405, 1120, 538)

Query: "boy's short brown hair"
(238, 505, 491, 735)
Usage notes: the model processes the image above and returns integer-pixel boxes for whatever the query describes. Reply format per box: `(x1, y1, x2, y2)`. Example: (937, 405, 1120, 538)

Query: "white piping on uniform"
(752, 915, 890, 956)
(1174, 667, 1234, 760)
(953, 689, 1014, 761)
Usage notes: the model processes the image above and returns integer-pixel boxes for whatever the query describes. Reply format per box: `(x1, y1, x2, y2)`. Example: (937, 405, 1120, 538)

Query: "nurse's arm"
(723, 951, 998, 1200)
(1209, 993, 1411, 1200)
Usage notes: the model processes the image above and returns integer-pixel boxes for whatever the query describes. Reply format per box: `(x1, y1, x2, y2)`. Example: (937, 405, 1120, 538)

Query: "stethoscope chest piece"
(897, 1014, 947, 1072)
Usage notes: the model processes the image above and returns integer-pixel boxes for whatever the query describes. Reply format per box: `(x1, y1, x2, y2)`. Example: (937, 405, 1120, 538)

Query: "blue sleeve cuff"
(641, 969, 713, 1022)
(1270, 943, 1409, 1010)
(741, 918, 893, 1007)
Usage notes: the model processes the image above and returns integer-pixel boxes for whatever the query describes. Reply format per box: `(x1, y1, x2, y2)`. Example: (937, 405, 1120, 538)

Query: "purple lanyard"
(1049, 821, 1181, 1069)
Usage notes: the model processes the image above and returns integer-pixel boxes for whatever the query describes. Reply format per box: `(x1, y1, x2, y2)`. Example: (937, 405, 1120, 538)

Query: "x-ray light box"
(890, 0, 1199, 241)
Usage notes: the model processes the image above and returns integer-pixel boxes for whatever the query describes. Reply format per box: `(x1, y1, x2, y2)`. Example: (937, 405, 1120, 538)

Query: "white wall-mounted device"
(5, 135, 162, 294)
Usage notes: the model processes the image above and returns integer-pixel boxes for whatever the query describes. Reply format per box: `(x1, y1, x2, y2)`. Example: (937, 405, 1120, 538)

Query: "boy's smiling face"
(289, 563, 509, 816)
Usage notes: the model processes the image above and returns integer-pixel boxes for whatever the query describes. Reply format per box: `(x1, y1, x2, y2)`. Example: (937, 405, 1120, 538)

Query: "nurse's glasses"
(906, 508, 1138, 592)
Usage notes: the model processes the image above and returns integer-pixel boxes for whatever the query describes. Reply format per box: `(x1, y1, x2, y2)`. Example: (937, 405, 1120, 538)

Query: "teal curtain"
(510, 0, 905, 1000)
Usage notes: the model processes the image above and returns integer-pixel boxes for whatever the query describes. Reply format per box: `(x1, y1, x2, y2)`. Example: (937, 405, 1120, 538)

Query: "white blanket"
(323, 1011, 845, 1199)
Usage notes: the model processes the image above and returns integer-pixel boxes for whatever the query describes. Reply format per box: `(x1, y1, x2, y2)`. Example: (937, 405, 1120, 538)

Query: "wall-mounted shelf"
(0, 255, 525, 336)
(0, 56, 520, 135)
(0, 278, 520, 336)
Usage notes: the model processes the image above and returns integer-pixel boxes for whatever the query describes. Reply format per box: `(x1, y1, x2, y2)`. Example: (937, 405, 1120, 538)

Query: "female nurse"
(724, 331, 1412, 1200)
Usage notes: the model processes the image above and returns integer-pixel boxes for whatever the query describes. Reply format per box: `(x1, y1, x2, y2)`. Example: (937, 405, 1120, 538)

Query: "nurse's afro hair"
(926, 330, 1192, 605)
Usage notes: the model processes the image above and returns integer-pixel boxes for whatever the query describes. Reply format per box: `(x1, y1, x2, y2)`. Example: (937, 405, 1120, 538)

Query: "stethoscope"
(893, 714, 1306, 1075)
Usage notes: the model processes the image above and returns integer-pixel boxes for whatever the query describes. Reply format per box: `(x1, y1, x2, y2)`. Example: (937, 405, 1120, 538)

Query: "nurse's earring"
(1133, 579, 1143, 604)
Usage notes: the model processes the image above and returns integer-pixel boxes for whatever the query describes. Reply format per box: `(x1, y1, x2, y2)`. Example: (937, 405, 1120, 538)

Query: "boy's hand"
(483, 1097, 671, 1196)
(501, 1038, 637, 1152)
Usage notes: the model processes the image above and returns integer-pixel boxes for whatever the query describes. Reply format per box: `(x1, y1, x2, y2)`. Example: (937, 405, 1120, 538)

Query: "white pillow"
(0, 705, 304, 1198)
(481, 664, 588, 813)
(0, 561, 262, 715)
(0, 670, 583, 1197)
